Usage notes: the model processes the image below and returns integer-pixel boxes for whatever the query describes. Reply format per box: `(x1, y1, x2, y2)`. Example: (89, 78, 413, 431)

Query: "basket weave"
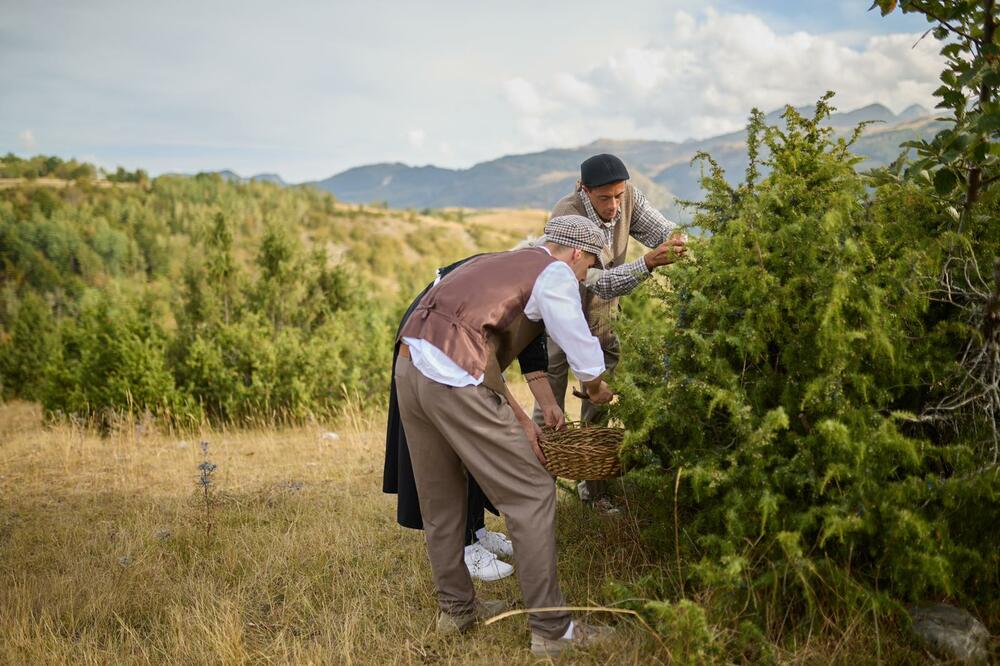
(539, 423, 624, 480)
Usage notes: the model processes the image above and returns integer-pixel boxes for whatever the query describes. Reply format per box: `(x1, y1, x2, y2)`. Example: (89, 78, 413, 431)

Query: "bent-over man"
(394, 215, 614, 657)
(384, 254, 566, 583)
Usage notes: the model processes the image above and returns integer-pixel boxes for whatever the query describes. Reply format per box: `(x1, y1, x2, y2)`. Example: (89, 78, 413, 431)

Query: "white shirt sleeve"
(524, 262, 606, 382)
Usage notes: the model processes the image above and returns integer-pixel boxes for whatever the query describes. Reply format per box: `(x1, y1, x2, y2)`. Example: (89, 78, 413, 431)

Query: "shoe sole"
(530, 643, 577, 657)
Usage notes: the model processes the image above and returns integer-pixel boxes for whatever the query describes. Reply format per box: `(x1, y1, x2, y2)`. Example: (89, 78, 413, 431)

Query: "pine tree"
(615, 96, 1000, 630)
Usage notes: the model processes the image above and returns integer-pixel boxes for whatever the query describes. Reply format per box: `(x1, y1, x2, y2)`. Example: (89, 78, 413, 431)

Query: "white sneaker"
(464, 543, 514, 581)
(476, 530, 514, 558)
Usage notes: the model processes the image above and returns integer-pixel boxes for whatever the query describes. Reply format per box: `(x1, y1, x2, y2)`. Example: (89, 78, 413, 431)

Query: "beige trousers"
(394, 353, 571, 639)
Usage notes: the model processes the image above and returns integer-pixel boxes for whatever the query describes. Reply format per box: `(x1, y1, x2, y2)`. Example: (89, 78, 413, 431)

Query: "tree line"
(0, 170, 517, 426)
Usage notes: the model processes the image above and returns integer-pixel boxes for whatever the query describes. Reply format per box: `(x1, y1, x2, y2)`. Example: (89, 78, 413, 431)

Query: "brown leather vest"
(550, 182, 635, 346)
(398, 247, 557, 394)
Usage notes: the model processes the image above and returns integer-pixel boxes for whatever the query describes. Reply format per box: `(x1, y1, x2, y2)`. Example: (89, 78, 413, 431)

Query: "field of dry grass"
(0, 384, 667, 665)
(0, 377, 928, 664)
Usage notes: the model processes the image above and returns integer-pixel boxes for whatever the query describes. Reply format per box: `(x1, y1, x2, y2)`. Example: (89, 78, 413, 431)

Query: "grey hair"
(511, 235, 546, 251)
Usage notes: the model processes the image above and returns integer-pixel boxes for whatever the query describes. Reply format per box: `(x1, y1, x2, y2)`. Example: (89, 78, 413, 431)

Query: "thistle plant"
(197, 439, 217, 539)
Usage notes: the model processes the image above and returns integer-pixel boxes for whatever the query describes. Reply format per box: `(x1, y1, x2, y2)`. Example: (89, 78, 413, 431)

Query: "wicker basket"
(539, 423, 624, 480)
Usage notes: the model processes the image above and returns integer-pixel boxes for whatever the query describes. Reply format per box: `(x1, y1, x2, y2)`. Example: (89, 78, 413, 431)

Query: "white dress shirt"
(403, 249, 605, 387)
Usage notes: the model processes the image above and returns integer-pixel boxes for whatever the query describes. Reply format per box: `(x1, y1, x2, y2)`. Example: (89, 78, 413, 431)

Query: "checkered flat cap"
(543, 215, 607, 268)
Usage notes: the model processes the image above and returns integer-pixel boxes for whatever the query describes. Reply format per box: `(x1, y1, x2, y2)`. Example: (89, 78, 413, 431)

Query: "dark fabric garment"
(465, 481, 488, 546)
(517, 327, 548, 374)
(382, 254, 547, 530)
(581, 153, 629, 188)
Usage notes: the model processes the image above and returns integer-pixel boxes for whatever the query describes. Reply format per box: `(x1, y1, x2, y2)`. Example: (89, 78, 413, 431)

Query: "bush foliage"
(613, 2, 1000, 647)
(619, 98, 998, 611)
(0, 168, 517, 425)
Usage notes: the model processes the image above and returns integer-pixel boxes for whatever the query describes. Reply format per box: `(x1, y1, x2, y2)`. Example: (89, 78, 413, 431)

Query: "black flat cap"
(580, 153, 629, 188)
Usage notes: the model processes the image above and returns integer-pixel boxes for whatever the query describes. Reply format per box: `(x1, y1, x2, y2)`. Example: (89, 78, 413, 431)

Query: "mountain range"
(303, 103, 941, 221)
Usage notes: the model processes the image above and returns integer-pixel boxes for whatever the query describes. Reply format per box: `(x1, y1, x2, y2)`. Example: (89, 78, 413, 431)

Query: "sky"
(0, 1, 941, 183)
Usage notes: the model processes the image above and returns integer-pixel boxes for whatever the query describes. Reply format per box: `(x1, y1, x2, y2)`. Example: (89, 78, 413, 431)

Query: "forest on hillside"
(0, 166, 534, 425)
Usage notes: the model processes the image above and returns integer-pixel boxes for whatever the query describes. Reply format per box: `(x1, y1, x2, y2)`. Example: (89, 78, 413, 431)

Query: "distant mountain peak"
(250, 173, 285, 185)
(854, 102, 893, 114)
(211, 170, 285, 186)
(898, 103, 930, 121)
(586, 137, 677, 148)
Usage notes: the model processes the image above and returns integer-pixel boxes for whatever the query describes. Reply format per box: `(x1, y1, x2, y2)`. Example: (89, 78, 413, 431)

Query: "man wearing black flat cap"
(533, 153, 687, 507)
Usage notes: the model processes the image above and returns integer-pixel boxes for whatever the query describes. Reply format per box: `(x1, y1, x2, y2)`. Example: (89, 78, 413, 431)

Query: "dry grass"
(0, 386, 923, 664)
(0, 389, 661, 665)
(462, 209, 549, 239)
(0, 177, 135, 190)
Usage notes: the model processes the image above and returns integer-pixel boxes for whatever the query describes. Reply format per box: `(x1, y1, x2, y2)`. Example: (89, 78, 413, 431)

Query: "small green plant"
(197, 439, 217, 540)
(644, 599, 720, 665)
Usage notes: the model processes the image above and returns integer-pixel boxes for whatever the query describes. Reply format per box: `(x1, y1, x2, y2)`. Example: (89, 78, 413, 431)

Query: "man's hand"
(643, 234, 688, 270)
(585, 380, 614, 405)
(518, 415, 547, 466)
(524, 371, 566, 431)
(541, 403, 566, 430)
(507, 381, 549, 467)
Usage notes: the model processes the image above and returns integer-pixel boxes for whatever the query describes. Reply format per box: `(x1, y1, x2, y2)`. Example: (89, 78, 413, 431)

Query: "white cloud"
(17, 129, 36, 151)
(504, 77, 557, 115)
(408, 129, 426, 148)
(606, 47, 669, 96)
(503, 9, 945, 150)
(553, 73, 599, 107)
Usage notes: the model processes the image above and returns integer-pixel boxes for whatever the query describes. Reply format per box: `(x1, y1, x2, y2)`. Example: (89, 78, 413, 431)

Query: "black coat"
(382, 255, 548, 529)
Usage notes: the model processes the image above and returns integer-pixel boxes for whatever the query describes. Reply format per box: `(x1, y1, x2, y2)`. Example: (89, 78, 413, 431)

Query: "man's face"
(570, 249, 598, 282)
(584, 180, 627, 222)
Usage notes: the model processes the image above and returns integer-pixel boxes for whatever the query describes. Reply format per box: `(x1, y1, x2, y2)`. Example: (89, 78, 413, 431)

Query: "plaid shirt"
(579, 188, 677, 299)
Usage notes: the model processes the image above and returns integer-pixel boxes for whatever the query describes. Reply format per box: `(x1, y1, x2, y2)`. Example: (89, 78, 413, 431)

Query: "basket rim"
(537, 422, 624, 480)
(539, 420, 624, 432)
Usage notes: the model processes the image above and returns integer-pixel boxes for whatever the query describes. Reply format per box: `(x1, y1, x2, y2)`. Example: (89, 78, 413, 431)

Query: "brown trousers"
(394, 354, 571, 639)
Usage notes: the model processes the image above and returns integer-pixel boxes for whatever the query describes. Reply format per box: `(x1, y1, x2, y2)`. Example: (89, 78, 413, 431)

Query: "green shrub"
(0, 291, 58, 400)
(40, 293, 187, 419)
(614, 98, 1000, 635)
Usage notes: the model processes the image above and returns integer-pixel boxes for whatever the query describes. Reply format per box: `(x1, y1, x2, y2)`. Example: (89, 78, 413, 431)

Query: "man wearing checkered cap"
(394, 214, 615, 656)
(541, 215, 609, 266)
